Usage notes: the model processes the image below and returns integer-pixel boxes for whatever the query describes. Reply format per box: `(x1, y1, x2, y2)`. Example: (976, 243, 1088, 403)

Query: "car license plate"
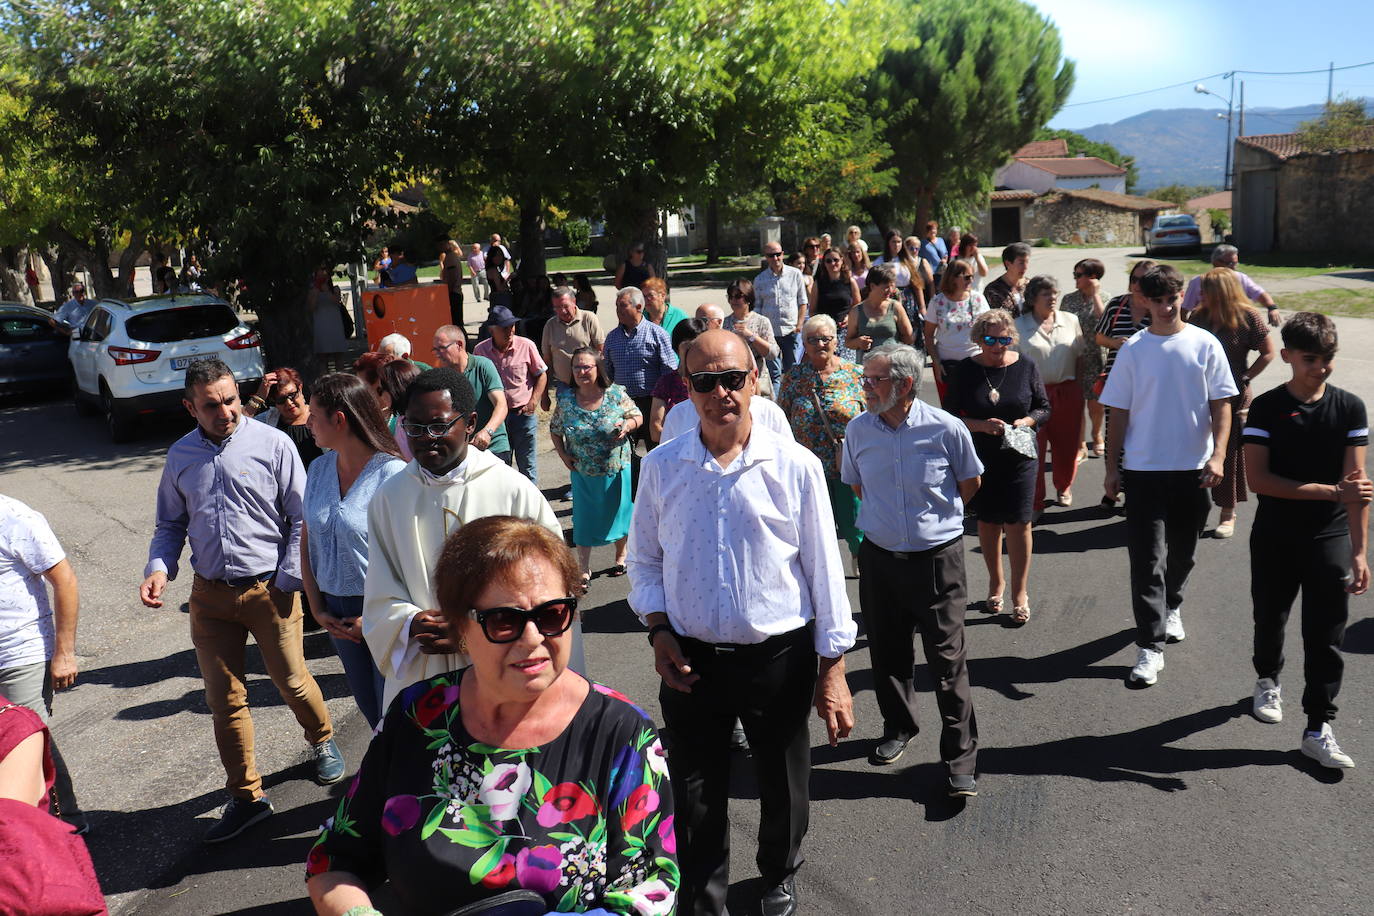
(172, 355, 214, 370)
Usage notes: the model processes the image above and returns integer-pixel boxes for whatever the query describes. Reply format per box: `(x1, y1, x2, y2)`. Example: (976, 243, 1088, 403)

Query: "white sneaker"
(1130, 647, 1164, 686)
(1252, 678, 1282, 723)
(1164, 607, 1185, 643)
(1301, 723, 1355, 769)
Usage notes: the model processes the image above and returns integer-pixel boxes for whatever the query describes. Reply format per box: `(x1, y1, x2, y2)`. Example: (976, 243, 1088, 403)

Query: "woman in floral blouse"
(306, 517, 677, 916)
(777, 314, 866, 572)
(550, 348, 643, 587)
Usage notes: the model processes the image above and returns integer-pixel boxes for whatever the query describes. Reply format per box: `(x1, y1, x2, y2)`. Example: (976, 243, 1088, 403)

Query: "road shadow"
(0, 394, 187, 472)
(579, 597, 644, 635)
(1342, 617, 1374, 654)
(1029, 515, 1129, 554)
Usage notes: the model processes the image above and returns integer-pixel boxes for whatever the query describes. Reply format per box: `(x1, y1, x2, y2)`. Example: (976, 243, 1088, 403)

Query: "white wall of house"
(994, 160, 1126, 194)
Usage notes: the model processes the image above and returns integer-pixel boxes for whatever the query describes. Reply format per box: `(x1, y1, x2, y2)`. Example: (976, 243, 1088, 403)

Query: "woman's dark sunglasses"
(471, 597, 577, 643)
(981, 335, 1013, 346)
(688, 370, 749, 394)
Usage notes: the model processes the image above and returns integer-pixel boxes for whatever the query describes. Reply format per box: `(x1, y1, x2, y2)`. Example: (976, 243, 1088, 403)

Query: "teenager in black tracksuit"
(1243, 311, 1370, 769)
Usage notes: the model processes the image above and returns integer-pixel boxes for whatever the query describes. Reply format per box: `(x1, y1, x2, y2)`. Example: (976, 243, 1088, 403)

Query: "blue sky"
(1037, 0, 1374, 130)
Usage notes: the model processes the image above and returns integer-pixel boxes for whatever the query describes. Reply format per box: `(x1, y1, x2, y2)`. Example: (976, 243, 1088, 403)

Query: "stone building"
(972, 188, 1174, 247)
(1233, 132, 1374, 255)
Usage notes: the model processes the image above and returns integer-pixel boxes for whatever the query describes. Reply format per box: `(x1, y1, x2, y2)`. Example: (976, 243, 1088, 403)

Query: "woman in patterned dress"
(306, 517, 677, 916)
(777, 314, 866, 573)
(550, 348, 643, 586)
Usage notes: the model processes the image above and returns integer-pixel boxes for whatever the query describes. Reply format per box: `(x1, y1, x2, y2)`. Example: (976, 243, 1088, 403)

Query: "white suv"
(69, 294, 264, 441)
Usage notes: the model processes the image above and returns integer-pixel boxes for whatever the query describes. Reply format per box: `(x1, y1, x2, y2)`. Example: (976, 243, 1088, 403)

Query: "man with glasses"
(431, 324, 510, 464)
(628, 329, 856, 916)
(695, 302, 725, 329)
(1180, 244, 1280, 325)
(754, 242, 809, 385)
(841, 342, 983, 797)
(139, 358, 342, 843)
(801, 237, 822, 276)
(362, 368, 576, 710)
(51, 282, 94, 336)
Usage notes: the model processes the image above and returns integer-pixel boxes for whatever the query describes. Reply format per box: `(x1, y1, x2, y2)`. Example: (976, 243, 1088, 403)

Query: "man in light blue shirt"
(841, 342, 983, 797)
(52, 282, 95, 335)
(139, 357, 342, 844)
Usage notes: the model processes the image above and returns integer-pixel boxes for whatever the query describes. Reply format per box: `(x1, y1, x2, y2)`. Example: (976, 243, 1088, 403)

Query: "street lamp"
(1195, 82, 1235, 190)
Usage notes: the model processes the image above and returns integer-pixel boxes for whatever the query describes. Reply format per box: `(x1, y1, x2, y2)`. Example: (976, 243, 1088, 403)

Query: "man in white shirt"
(1100, 264, 1238, 688)
(628, 329, 855, 916)
(754, 242, 809, 385)
(841, 344, 983, 797)
(657, 391, 793, 443)
(0, 494, 86, 831)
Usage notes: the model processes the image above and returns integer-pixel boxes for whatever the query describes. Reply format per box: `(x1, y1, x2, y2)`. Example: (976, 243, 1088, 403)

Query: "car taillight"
(226, 330, 261, 350)
(107, 345, 161, 365)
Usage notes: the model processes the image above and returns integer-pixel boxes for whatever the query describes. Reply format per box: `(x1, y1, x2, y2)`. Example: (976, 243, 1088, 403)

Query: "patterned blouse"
(776, 360, 865, 478)
(550, 384, 642, 478)
(1059, 290, 1105, 398)
(305, 669, 677, 915)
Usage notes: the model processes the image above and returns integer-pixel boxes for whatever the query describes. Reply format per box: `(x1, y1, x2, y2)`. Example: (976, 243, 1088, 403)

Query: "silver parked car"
(1144, 213, 1202, 256)
(0, 302, 73, 395)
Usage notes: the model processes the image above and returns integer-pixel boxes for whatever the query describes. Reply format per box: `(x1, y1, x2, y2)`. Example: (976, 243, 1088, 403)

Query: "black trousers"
(447, 287, 466, 336)
(1122, 469, 1210, 651)
(629, 395, 656, 499)
(857, 537, 978, 774)
(659, 627, 816, 916)
(1251, 524, 1352, 730)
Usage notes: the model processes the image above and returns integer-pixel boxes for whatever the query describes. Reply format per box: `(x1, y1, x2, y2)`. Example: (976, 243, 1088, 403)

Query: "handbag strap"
(809, 386, 842, 445)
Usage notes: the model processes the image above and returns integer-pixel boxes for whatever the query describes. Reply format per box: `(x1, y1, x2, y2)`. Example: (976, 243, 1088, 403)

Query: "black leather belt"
(862, 535, 961, 561)
(205, 571, 274, 588)
(676, 625, 811, 659)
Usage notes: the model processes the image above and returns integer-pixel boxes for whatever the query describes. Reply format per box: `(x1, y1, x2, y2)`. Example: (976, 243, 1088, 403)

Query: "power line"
(1062, 59, 1374, 109)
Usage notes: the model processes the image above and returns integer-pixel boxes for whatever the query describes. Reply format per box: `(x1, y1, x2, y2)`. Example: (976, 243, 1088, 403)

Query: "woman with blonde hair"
(1188, 267, 1275, 538)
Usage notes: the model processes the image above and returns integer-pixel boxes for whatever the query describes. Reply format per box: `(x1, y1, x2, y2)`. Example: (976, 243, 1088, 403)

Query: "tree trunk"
(515, 190, 546, 281)
(246, 273, 316, 381)
(43, 224, 120, 299)
(706, 198, 720, 264)
(0, 246, 33, 306)
(116, 232, 148, 298)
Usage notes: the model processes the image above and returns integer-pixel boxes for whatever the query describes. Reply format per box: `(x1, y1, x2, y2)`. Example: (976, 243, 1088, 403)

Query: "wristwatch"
(647, 623, 674, 647)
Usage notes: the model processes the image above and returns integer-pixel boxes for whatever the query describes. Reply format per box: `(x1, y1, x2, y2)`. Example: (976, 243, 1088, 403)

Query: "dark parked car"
(0, 302, 72, 395)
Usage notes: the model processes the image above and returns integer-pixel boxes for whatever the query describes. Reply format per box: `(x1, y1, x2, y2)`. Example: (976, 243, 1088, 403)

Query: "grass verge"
(1273, 288, 1374, 320)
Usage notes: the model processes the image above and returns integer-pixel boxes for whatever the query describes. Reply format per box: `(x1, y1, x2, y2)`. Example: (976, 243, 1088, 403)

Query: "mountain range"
(1072, 99, 1370, 192)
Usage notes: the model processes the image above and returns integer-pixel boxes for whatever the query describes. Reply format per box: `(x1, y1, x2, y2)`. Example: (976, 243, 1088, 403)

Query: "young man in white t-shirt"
(1099, 264, 1238, 687)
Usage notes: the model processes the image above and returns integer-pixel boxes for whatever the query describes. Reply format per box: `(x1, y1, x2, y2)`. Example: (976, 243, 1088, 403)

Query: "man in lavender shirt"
(139, 357, 343, 844)
(1180, 244, 1280, 326)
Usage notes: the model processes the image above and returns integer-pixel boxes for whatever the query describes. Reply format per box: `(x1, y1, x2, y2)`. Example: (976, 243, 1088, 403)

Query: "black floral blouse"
(306, 669, 678, 915)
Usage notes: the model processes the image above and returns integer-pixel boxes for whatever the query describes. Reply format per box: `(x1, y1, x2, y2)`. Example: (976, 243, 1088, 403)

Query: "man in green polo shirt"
(430, 324, 510, 461)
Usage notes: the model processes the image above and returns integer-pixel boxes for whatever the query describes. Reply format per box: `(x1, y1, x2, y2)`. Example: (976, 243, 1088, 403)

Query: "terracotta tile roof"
(1018, 156, 1127, 177)
(1186, 190, 1232, 210)
(990, 189, 1038, 201)
(1053, 188, 1174, 211)
(1238, 130, 1374, 160)
(1012, 139, 1069, 158)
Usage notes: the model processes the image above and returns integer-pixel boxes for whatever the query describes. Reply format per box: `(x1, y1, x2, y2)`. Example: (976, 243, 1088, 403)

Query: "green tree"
(1145, 184, 1219, 206)
(864, 0, 1075, 231)
(1297, 96, 1374, 150)
(1034, 127, 1138, 193)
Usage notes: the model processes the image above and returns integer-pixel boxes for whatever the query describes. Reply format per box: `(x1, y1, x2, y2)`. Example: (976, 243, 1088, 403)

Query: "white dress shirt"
(659, 395, 794, 443)
(627, 425, 857, 658)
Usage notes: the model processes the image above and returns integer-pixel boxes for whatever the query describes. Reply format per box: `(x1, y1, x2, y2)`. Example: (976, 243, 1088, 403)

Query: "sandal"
(1090, 442, 1105, 458)
(607, 564, 628, 578)
(1011, 601, 1031, 626)
(985, 594, 1004, 614)
(577, 573, 591, 595)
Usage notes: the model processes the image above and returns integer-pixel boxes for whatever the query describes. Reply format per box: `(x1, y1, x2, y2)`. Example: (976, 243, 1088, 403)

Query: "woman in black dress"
(945, 309, 1050, 625)
(809, 247, 861, 360)
(614, 243, 655, 290)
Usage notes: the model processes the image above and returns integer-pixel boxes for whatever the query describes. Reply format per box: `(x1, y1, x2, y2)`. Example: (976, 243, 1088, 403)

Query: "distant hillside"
(1072, 100, 1367, 191)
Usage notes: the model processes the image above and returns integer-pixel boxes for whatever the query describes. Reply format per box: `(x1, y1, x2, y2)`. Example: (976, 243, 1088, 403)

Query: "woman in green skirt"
(550, 346, 643, 591)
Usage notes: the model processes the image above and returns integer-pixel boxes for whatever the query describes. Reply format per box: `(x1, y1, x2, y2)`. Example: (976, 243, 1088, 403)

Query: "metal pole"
(1238, 82, 1245, 138)
(1224, 76, 1235, 191)
(1327, 62, 1334, 105)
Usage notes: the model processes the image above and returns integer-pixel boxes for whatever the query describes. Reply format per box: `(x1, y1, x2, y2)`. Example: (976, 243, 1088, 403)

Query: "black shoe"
(730, 720, 750, 752)
(760, 875, 798, 916)
(871, 733, 912, 765)
(948, 774, 978, 798)
(204, 796, 274, 844)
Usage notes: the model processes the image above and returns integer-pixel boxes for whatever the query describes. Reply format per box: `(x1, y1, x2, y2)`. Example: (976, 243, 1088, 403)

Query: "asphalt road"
(1, 265, 1372, 916)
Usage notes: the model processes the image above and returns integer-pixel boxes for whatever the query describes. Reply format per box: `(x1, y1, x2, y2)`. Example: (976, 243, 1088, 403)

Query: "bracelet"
(647, 623, 674, 647)
(248, 396, 266, 410)
(1266, 304, 1278, 311)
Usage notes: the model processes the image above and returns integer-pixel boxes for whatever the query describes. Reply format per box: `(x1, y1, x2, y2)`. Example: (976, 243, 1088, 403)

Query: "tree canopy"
(864, 0, 1075, 231)
(1297, 96, 1374, 151)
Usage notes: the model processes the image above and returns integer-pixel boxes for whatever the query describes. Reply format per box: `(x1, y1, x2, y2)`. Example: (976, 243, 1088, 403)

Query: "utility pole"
(1327, 62, 1334, 106)
(1238, 82, 1245, 138)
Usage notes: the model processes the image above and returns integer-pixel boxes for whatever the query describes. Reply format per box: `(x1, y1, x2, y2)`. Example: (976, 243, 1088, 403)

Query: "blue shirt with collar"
(146, 414, 308, 591)
(841, 399, 983, 552)
(919, 237, 948, 277)
(603, 319, 677, 399)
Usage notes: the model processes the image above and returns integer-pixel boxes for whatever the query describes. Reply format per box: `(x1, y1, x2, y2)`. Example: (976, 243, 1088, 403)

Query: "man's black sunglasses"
(471, 597, 578, 643)
(688, 370, 749, 394)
